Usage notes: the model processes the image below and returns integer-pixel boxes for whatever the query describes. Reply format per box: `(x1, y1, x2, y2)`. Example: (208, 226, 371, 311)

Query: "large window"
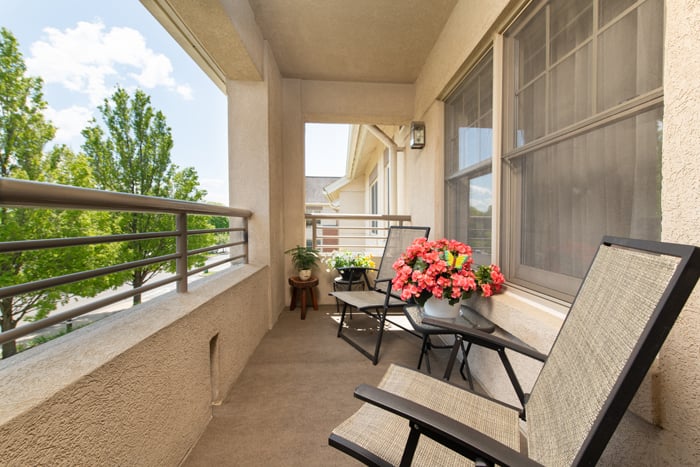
(445, 50, 494, 266)
(503, 0, 663, 300)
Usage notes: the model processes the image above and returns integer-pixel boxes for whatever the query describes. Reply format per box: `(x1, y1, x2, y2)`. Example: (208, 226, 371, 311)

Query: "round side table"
(288, 276, 319, 320)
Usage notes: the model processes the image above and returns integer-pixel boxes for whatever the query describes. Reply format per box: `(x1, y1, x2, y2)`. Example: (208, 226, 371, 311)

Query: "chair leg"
(371, 307, 388, 365)
(337, 303, 349, 337)
(417, 334, 430, 372)
(442, 335, 464, 380)
(460, 341, 474, 389)
(399, 426, 421, 467)
(419, 335, 435, 374)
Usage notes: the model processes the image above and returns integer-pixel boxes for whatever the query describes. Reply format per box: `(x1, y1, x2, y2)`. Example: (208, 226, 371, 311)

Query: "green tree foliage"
(0, 28, 118, 357)
(82, 87, 215, 304)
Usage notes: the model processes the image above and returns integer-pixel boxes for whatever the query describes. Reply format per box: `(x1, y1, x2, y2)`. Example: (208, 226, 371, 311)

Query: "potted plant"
(285, 245, 320, 280)
(391, 238, 505, 317)
(324, 250, 375, 281)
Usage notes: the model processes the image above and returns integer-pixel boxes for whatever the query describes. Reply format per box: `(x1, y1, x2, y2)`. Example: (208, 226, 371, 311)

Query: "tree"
(81, 87, 215, 305)
(0, 29, 119, 358)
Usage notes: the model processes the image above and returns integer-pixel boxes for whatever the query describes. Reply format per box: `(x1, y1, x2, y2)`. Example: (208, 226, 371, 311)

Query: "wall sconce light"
(410, 121, 425, 149)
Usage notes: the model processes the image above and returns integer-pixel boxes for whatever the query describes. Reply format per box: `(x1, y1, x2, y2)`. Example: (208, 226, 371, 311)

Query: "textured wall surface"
(654, 0, 700, 463)
(0, 265, 269, 466)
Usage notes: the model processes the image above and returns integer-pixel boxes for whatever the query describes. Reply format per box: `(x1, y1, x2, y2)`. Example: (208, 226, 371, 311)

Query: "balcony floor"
(182, 304, 478, 466)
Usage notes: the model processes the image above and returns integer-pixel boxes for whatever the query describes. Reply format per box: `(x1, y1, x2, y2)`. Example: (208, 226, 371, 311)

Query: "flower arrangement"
(391, 238, 505, 306)
(324, 250, 376, 271)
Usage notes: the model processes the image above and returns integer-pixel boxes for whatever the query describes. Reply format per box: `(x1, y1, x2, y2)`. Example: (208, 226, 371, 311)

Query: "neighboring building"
(304, 176, 339, 249)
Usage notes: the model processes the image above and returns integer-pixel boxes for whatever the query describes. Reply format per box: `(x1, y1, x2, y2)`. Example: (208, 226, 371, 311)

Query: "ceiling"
(248, 0, 458, 83)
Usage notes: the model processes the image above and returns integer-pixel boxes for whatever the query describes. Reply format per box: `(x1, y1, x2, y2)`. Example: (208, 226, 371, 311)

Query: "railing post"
(176, 212, 188, 293)
(243, 217, 249, 264)
(311, 216, 318, 250)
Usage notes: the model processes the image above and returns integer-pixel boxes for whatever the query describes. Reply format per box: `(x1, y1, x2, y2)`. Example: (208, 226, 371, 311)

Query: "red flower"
(391, 238, 505, 307)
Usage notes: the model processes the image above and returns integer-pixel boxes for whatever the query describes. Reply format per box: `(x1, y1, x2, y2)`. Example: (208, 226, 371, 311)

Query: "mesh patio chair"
(329, 236, 700, 466)
(330, 225, 430, 365)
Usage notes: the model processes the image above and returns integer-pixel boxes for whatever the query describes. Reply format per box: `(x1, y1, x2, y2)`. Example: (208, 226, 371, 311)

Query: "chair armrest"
(354, 384, 542, 467)
(422, 316, 547, 362)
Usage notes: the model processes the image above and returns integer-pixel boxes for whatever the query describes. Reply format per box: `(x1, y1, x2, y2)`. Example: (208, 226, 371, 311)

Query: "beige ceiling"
(248, 0, 458, 83)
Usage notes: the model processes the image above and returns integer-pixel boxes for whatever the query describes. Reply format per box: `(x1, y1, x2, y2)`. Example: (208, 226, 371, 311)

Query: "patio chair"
(329, 236, 700, 466)
(330, 225, 430, 365)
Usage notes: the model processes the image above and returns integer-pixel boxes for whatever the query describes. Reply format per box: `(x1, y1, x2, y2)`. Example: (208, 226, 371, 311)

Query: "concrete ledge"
(0, 263, 269, 465)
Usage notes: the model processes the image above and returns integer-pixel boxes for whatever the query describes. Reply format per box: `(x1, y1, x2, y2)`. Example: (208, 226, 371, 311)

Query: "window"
(503, 0, 663, 300)
(445, 50, 494, 266)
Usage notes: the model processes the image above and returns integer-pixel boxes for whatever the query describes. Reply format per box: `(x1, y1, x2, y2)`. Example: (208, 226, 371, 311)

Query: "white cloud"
(176, 84, 193, 100)
(26, 20, 191, 106)
(44, 105, 93, 146)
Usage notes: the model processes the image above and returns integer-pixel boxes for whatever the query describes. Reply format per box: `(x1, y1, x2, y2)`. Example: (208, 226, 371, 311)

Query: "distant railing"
(305, 213, 412, 255)
(0, 178, 252, 350)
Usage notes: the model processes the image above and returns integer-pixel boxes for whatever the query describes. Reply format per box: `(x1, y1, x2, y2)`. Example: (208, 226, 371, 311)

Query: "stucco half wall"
(0, 265, 270, 466)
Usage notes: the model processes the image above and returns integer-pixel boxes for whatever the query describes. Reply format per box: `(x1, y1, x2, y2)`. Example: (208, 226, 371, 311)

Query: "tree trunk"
(132, 270, 143, 306)
(1, 298, 17, 359)
(2, 341, 17, 359)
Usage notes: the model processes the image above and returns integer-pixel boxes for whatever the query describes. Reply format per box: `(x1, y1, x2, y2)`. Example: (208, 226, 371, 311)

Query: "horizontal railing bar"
(0, 226, 247, 253)
(188, 244, 227, 256)
(187, 227, 246, 236)
(315, 235, 388, 240)
(215, 240, 246, 250)
(0, 178, 252, 218)
(0, 253, 180, 299)
(0, 275, 180, 346)
(316, 245, 387, 251)
(187, 241, 246, 258)
(0, 231, 179, 253)
(305, 213, 410, 221)
(187, 257, 238, 276)
(313, 225, 390, 229)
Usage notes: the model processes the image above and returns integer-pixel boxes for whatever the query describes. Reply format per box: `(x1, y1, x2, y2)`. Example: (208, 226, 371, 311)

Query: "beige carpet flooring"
(182, 304, 480, 466)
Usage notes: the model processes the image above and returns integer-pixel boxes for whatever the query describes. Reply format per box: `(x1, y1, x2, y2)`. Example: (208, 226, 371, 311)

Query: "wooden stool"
(288, 276, 319, 319)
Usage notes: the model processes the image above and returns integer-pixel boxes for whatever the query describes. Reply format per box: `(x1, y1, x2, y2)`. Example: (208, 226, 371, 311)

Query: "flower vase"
(422, 296, 461, 318)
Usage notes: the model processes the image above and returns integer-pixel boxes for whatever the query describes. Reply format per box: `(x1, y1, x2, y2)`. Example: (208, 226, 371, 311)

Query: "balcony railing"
(0, 178, 252, 352)
(305, 212, 412, 255)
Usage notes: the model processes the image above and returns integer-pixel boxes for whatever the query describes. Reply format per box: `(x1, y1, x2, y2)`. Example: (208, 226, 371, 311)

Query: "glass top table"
(405, 304, 546, 411)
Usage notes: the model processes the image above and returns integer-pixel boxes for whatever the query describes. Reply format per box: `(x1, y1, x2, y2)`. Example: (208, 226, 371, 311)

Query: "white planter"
(422, 296, 461, 318)
(298, 269, 312, 280)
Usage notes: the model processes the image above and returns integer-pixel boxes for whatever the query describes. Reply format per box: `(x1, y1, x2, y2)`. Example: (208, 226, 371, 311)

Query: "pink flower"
(391, 237, 505, 306)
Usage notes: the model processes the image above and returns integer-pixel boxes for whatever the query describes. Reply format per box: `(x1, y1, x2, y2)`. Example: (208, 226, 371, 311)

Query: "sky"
(1, 0, 348, 204)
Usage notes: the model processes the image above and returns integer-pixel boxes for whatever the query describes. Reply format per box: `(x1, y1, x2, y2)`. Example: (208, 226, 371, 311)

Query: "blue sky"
(2, 1, 348, 204)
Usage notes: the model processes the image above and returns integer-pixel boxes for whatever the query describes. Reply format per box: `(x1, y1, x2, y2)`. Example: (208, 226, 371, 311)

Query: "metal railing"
(305, 213, 412, 255)
(0, 178, 252, 349)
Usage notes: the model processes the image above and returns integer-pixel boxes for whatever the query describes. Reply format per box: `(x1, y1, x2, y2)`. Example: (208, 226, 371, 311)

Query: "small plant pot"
(299, 269, 312, 280)
(422, 296, 461, 318)
(339, 269, 364, 282)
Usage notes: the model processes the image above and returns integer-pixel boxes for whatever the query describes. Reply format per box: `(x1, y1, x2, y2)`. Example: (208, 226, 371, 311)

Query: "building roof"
(305, 176, 340, 204)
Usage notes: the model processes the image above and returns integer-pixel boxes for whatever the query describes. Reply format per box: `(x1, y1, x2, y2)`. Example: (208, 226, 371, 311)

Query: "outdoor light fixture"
(410, 121, 425, 149)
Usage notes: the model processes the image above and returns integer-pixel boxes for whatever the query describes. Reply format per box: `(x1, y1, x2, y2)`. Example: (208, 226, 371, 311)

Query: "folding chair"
(330, 226, 430, 365)
(329, 236, 700, 466)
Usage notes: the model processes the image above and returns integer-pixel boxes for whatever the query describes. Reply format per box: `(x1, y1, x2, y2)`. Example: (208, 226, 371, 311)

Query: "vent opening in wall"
(210, 334, 221, 405)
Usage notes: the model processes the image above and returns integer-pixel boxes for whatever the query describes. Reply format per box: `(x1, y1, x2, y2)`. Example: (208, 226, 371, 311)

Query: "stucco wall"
(414, 0, 510, 119)
(0, 265, 270, 465)
(653, 0, 700, 462)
